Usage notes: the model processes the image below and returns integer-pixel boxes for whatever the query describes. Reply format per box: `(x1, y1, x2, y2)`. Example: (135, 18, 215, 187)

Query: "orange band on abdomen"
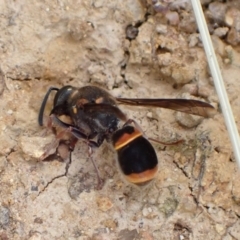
(124, 165, 158, 184)
(114, 129, 142, 150)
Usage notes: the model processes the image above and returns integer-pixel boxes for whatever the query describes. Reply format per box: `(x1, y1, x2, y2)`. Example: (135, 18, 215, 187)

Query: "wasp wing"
(116, 98, 216, 118)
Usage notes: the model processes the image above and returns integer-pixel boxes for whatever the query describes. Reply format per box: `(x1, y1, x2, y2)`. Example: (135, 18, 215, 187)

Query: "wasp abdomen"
(112, 126, 158, 185)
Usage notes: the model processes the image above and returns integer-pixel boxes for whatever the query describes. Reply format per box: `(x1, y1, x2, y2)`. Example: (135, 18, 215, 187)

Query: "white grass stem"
(191, 0, 240, 167)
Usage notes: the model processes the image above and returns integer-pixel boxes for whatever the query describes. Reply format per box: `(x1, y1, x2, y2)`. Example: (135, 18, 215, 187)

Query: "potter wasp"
(38, 85, 215, 188)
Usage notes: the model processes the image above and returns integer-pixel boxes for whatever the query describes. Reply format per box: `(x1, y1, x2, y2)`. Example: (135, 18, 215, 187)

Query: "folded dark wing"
(116, 98, 216, 118)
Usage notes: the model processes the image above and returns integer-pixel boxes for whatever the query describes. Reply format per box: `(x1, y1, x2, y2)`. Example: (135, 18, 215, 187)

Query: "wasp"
(38, 85, 215, 188)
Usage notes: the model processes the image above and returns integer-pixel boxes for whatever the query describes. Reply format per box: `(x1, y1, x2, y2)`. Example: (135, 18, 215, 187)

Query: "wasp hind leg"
(123, 118, 184, 146)
(87, 145, 104, 190)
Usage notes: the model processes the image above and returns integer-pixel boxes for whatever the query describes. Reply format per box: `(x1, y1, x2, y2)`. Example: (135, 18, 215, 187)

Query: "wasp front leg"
(39, 128, 78, 161)
(39, 114, 84, 161)
(50, 114, 105, 189)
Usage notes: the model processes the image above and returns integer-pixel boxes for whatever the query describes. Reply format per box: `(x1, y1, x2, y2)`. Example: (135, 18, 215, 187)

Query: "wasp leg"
(68, 137, 78, 152)
(50, 114, 105, 189)
(39, 115, 85, 161)
(97, 133, 106, 146)
(79, 139, 103, 189)
(87, 144, 104, 190)
(39, 128, 79, 161)
(39, 131, 67, 161)
(123, 118, 184, 146)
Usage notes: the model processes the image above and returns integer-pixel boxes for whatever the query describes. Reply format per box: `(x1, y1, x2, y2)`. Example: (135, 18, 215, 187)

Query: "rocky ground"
(1, 0, 240, 239)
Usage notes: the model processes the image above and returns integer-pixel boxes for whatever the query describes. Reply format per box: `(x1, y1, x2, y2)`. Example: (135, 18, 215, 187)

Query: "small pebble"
(34, 217, 43, 224)
(188, 34, 199, 47)
(175, 111, 202, 128)
(165, 11, 179, 26)
(7, 110, 13, 115)
(225, 8, 239, 27)
(0, 206, 10, 227)
(28, 232, 42, 240)
(213, 27, 229, 38)
(147, 112, 153, 118)
(208, 2, 226, 23)
(142, 207, 149, 217)
(156, 24, 168, 34)
(96, 196, 113, 212)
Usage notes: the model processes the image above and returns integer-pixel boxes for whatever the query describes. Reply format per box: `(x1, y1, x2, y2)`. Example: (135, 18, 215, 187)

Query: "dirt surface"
(1, 0, 240, 239)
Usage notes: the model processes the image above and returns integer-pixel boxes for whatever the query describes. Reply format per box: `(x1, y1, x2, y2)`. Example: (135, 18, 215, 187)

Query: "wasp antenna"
(38, 87, 59, 126)
(148, 137, 184, 146)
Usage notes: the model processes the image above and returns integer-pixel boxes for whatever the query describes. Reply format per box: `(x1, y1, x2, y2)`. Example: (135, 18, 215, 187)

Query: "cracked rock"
(20, 134, 56, 161)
